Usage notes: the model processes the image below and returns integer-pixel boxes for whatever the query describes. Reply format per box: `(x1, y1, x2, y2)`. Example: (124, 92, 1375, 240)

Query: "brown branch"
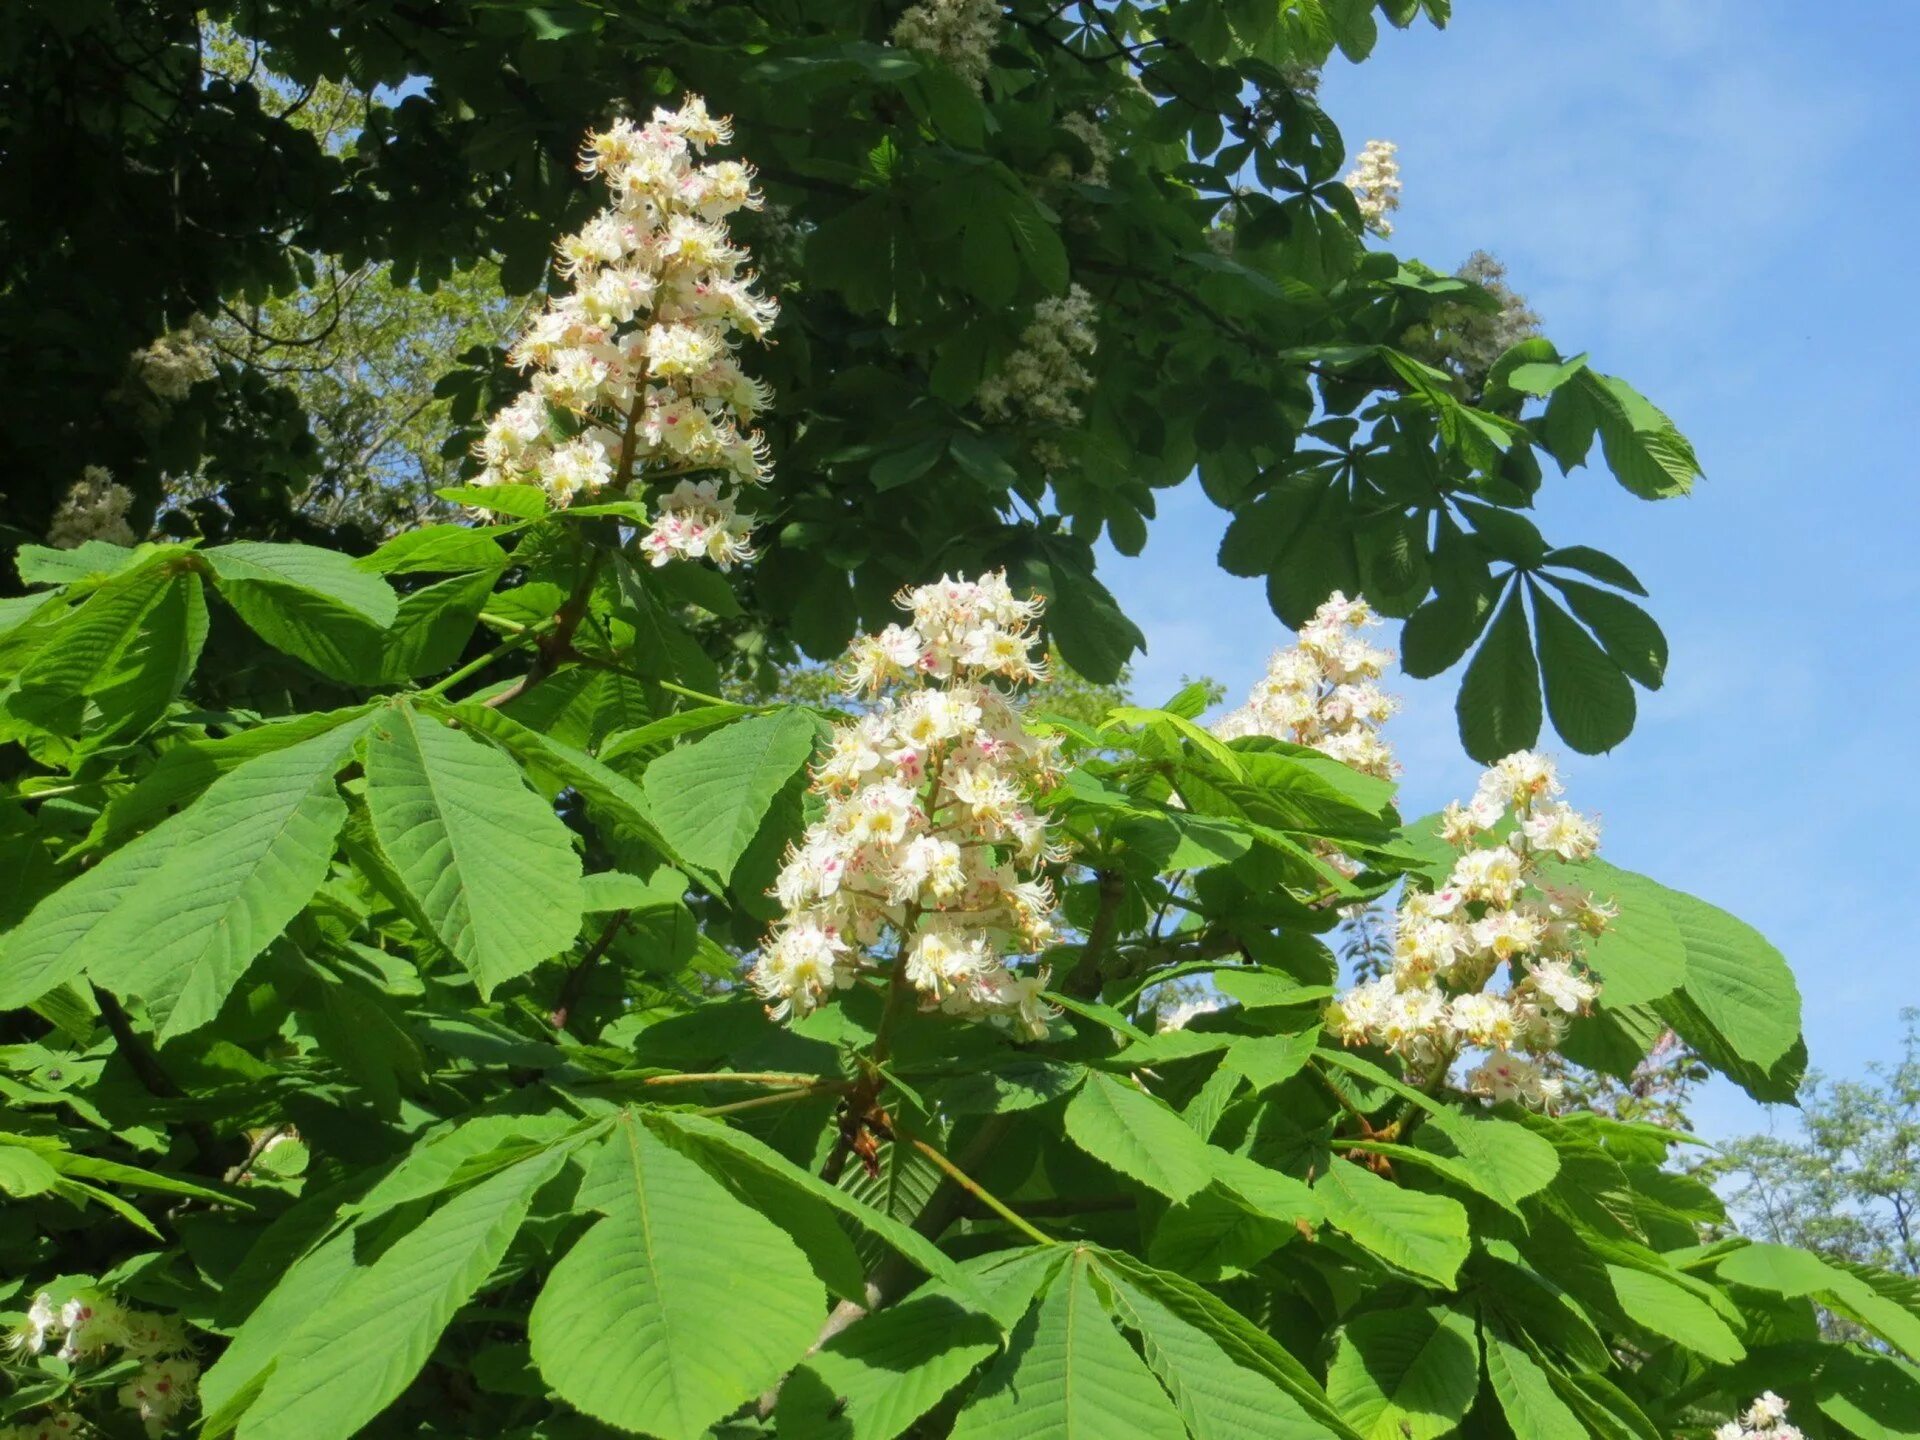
(90, 983, 224, 1168)
(548, 910, 629, 1032)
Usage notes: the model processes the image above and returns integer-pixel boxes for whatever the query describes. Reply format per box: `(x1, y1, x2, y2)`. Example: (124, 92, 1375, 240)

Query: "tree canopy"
(1, 6, 1902, 1440)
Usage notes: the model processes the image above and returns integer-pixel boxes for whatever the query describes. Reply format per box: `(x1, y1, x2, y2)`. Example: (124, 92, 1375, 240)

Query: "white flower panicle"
(1715, 1393, 1801, 1440)
(1344, 139, 1402, 237)
(1213, 592, 1399, 779)
(47, 466, 138, 549)
(1329, 750, 1613, 1109)
(753, 572, 1069, 1038)
(130, 325, 217, 405)
(471, 97, 775, 570)
(977, 284, 1098, 430)
(891, 0, 1002, 92)
(6, 1288, 197, 1437)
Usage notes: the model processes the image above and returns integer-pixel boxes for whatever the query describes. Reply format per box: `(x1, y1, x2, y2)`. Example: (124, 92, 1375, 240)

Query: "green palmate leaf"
(1573, 370, 1701, 500)
(367, 569, 497, 682)
(642, 707, 819, 884)
(1208, 1149, 1322, 1230)
(1813, 1346, 1920, 1439)
(1543, 576, 1667, 688)
(199, 1193, 368, 1421)
(204, 541, 399, 675)
(6, 562, 206, 746)
(528, 1114, 825, 1440)
(1553, 859, 1688, 1007)
(1540, 545, 1647, 596)
(1482, 1327, 1585, 1440)
(579, 868, 685, 913)
(235, 1148, 568, 1440)
(1399, 582, 1496, 680)
(45, 1150, 241, 1205)
(646, 1110, 976, 1299)
(950, 1250, 1186, 1440)
(1101, 1251, 1335, 1439)
(80, 704, 379, 854)
(86, 568, 207, 745)
(1407, 1112, 1561, 1215)
(1224, 1030, 1319, 1090)
(1042, 556, 1145, 686)
(1651, 880, 1802, 1076)
(1314, 1156, 1470, 1287)
(448, 701, 692, 872)
(1530, 582, 1634, 753)
(1064, 1071, 1216, 1202)
(1149, 1184, 1297, 1281)
(1549, 1372, 1664, 1440)
(364, 700, 583, 994)
(1, 715, 369, 1035)
(435, 482, 549, 517)
(8, 560, 167, 713)
(0, 1143, 59, 1196)
(357, 523, 511, 575)
(1096, 1252, 1360, 1439)
(938, 1058, 1088, 1114)
(1316, 1050, 1559, 1211)
(1455, 583, 1541, 763)
(1325, 1305, 1480, 1440)
(780, 1250, 1060, 1440)
(1604, 1264, 1745, 1364)
(15, 539, 152, 588)
(1715, 1243, 1920, 1360)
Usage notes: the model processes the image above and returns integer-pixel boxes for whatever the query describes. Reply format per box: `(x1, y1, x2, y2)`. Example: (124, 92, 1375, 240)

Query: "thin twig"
(90, 984, 224, 1168)
(696, 1083, 850, 1118)
(643, 1071, 827, 1089)
(549, 910, 629, 1032)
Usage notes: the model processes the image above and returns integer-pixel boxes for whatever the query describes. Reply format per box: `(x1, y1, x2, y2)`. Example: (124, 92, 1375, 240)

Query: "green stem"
(906, 1137, 1054, 1247)
(646, 1071, 827, 1089)
(423, 617, 555, 699)
(577, 656, 771, 713)
(696, 1083, 848, 1118)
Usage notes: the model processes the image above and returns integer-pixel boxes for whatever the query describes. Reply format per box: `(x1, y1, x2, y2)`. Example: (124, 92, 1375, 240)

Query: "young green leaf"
(4, 715, 368, 1035)
(237, 1148, 568, 1440)
(1315, 1156, 1470, 1287)
(364, 701, 584, 994)
(528, 1115, 825, 1440)
(1604, 1263, 1745, 1363)
(1530, 582, 1635, 754)
(642, 707, 819, 884)
(1455, 583, 1541, 763)
(1064, 1071, 1216, 1202)
(1325, 1304, 1480, 1440)
(1482, 1327, 1586, 1440)
(949, 1251, 1186, 1440)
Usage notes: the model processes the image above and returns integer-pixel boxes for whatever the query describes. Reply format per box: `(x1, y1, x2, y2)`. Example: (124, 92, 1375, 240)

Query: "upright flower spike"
(1213, 591, 1399, 779)
(976, 284, 1099, 430)
(753, 572, 1068, 1038)
(1328, 749, 1612, 1109)
(1344, 139, 1402, 237)
(470, 96, 776, 570)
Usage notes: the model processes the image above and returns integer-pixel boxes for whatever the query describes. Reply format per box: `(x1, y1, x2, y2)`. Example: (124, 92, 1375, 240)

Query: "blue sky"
(1101, 1, 1920, 1141)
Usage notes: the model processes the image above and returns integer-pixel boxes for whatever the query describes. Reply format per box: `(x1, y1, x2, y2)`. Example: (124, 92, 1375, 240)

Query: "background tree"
(3, 0, 1691, 761)
(1710, 1010, 1920, 1278)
